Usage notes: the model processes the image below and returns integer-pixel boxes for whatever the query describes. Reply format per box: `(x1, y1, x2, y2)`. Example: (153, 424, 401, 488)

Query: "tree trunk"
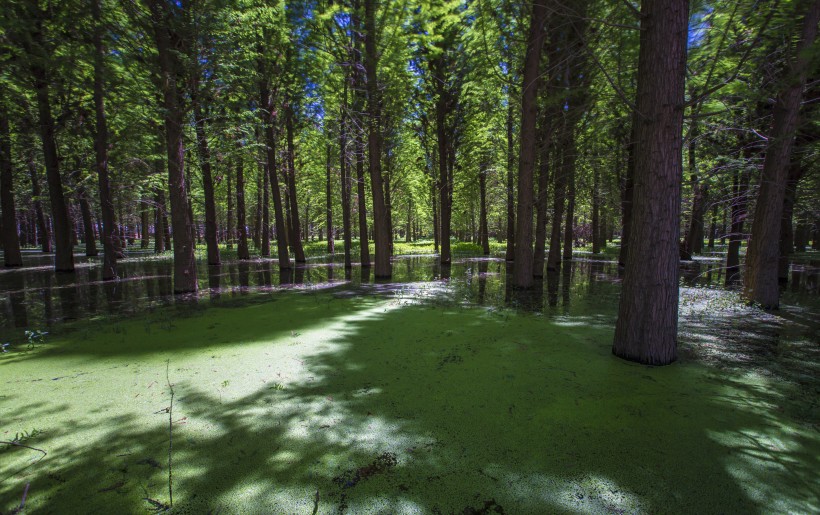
(235, 144, 250, 260)
(326, 143, 334, 254)
(339, 84, 353, 268)
(27, 154, 51, 253)
(533, 121, 551, 274)
(192, 97, 220, 266)
(226, 165, 234, 250)
(613, 0, 688, 365)
(154, 188, 166, 253)
(778, 161, 804, 282)
(0, 107, 22, 267)
(149, 0, 197, 292)
(505, 99, 515, 262)
(681, 131, 708, 260)
(30, 50, 73, 272)
(140, 198, 150, 249)
(258, 67, 290, 268)
(283, 105, 306, 262)
(563, 146, 576, 262)
(592, 164, 600, 254)
(744, 0, 819, 308)
(547, 146, 567, 271)
(479, 164, 490, 255)
(78, 189, 98, 257)
(364, 0, 390, 278)
(512, 0, 547, 288)
(262, 161, 271, 257)
(618, 124, 636, 268)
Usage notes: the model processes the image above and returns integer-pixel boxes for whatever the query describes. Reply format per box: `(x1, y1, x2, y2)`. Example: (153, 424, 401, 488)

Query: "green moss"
(1, 290, 818, 513)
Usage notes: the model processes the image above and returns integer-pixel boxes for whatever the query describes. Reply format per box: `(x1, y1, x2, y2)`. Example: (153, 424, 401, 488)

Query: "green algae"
(1, 284, 819, 513)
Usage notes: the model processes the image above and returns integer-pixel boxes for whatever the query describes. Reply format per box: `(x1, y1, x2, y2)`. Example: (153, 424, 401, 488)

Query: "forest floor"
(1, 246, 818, 513)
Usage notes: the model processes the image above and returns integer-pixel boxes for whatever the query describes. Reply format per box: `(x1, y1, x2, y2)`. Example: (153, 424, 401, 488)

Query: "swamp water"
(1, 250, 818, 513)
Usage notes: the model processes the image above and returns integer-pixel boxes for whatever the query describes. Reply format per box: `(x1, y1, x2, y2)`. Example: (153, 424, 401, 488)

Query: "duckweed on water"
(1, 257, 818, 513)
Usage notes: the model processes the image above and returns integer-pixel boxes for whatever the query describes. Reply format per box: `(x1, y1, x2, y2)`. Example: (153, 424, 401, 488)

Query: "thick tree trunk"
(613, 0, 688, 365)
(149, 0, 197, 293)
(93, 0, 118, 279)
(283, 105, 306, 262)
(31, 57, 73, 272)
(744, 0, 819, 308)
(512, 0, 547, 288)
(364, 0, 390, 277)
(0, 106, 22, 267)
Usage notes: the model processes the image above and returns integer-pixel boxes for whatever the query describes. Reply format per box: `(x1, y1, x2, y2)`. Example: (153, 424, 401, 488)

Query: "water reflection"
(0, 251, 817, 338)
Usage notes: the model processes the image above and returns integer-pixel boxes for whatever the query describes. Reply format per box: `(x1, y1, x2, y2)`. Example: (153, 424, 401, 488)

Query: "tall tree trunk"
(512, 0, 547, 288)
(285, 105, 306, 262)
(326, 142, 334, 254)
(744, 0, 819, 308)
(434, 57, 452, 265)
(364, 0, 390, 278)
(149, 0, 197, 293)
(154, 188, 166, 253)
(708, 203, 717, 249)
(592, 164, 600, 254)
(505, 99, 515, 262)
(339, 84, 352, 268)
(140, 197, 150, 249)
(78, 188, 98, 257)
(533, 123, 551, 273)
(778, 161, 804, 282)
(192, 97, 220, 266)
(618, 124, 636, 268)
(225, 165, 234, 249)
(547, 145, 567, 271)
(681, 129, 708, 260)
(563, 145, 576, 262)
(93, 0, 118, 279)
(355, 132, 370, 266)
(235, 144, 250, 260)
(27, 154, 51, 253)
(613, 0, 688, 365)
(30, 44, 73, 271)
(262, 161, 271, 257)
(479, 163, 490, 255)
(0, 106, 22, 267)
(431, 177, 439, 252)
(258, 67, 290, 268)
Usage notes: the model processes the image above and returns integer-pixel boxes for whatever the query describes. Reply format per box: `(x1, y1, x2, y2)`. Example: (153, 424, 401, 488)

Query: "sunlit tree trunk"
(613, 0, 688, 365)
(285, 105, 306, 262)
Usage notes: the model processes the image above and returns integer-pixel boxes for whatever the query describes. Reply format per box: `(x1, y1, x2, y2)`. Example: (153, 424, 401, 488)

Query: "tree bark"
(547, 145, 567, 271)
(148, 0, 197, 292)
(27, 154, 51, 253)
(262, 160, 271, 257)
(512, 0, 547, 288)
(563, 146, 576, 262)
(339, 83, 353, 268)
(93, 0, 118, 279)
(258, 65, 290, 268)
(192, 95, 220, 266)
(0, 105, 22, 266)
(285, 104, 306, 262)
(479, 163, 490, 255)
(364, 0, 390, 278)
(29, 34, 73, 272)
(613, 0, 688, 365)
(744, 0, 819, 308)
(235, 143, 250, 260)
(505, 99, 515, 262)
(326, 143, 334, 254)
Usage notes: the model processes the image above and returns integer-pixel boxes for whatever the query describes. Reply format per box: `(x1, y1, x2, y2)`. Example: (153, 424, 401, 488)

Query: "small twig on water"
(166, 359, 174, 508)
(0, 442, 47, 485)
(19, 482, 30, 511)
(312, 489, 320, 515)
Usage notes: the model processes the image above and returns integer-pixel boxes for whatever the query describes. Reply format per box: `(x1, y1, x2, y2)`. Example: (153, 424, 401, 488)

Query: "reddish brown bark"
(613, 0, 688, 365)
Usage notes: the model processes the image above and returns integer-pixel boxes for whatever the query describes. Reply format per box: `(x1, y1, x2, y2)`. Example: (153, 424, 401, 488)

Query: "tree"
(744, 0, 820, 309)
(0, 101, 23, 267)
(613, 0, 688, 365)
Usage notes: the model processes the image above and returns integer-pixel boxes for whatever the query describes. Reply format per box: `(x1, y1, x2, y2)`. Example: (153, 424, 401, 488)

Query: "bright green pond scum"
(1, 258, 819, 514)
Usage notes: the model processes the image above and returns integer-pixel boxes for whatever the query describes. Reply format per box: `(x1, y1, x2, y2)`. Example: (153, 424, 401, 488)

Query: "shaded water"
(0, 248, 818, 340)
